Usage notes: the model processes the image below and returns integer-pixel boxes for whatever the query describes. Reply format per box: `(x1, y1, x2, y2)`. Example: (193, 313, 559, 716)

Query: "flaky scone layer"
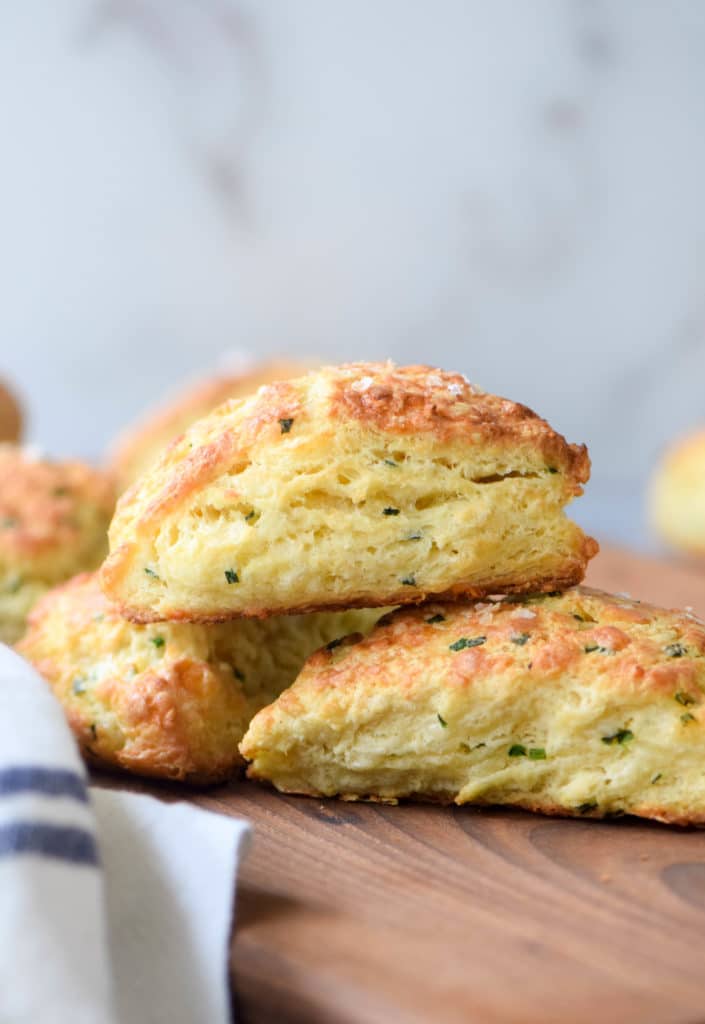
(109, 358, 314, 492)
(0, 445, 115, 643)
(241, 587, 705, 825)
(102, 362, 597, 622)
(17, 572, 382, 783)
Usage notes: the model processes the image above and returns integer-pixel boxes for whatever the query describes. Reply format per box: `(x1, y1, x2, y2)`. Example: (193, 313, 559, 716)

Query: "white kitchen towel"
(0, 644, 251, 1024)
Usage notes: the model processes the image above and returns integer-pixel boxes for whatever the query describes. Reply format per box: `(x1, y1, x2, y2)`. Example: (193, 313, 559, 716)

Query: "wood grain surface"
(94, 545, 705, 1024)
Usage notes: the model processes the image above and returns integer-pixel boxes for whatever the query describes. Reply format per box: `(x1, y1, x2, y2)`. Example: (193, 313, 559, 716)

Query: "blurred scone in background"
(650, 429, 705, 558)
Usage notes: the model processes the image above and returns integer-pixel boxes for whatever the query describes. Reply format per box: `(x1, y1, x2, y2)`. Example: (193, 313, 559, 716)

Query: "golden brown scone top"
(0, 379, 22, 443)
(289, 586, 705, 704)
(0, 445, 115, 566)
(109, 357, 315, 490)
(331, 363, 588, 479)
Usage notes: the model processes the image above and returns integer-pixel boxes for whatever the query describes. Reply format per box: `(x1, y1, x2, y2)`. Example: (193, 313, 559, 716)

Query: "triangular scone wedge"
(101, 362, 597, 623)
(240, 588, 705, 825)
(17, 572, 383, 783)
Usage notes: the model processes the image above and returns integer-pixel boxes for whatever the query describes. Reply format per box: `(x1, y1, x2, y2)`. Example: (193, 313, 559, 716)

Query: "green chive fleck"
(508, 744, 527, 757)
(437, 714, 447, 728)
(1, 517, 17, 528)
(577, 801, 598, 814)
(528, 748, 546, 760)
(681, 712, 696, 725)
(426, 613, 445, 624)
(383, 507, 400, 516)
(400, 575, 416, 586)
(651, 773, 662, 784)
(547, 467, 558, 474)
(72, 679, 86, 696)
(404, 531, 423, 541)
(511, 633, 530, 646)
(573, 613, 585, 622)
(150, 636, 165, 649)
(326, 637, 344, 651)
(666, 642, 687, 658)
(601, 728, 634, 745)
(675, 691, 696, 706)
(279, 418, 294, 434)
(144, 567, 159, 580)
(245, 511, 256, 521)
(449, 636, 486, 652)
(384, 458, 398, 467)
(585, 644, 611, 654)
(224, 569, 239, 584)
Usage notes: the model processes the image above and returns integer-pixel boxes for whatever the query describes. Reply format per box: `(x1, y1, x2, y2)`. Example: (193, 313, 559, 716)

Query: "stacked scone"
(18, 363, 705, 825)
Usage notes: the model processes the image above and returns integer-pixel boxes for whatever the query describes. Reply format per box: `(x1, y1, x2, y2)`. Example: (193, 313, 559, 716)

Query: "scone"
(241, 587, 705, 825)
(0, 379, 22, 443)
(109, 358, 313, 491)
(650, 428, 705, 556)
(17, 572, 383, 783)
(0, 446, 115, 643)
(102, 362, 597, 623)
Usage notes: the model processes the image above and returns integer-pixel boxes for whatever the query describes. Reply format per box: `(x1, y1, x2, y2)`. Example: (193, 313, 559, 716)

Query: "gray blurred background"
(3, 1, 705, 550)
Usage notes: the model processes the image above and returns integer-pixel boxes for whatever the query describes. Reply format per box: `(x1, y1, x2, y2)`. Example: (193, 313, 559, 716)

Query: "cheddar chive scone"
(101, 362, 597, 623)
(17, 572, 383, 783)
(0, 445, 115, 643)
(649, 427, 705, 556)
(109, 358, 314, 492)
(241, 587, 705, 825)
(0, 378, 22, 444)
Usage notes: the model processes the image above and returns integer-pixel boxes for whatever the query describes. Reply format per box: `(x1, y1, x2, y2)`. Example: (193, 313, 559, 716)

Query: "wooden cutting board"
(95, 545, 705, 1024)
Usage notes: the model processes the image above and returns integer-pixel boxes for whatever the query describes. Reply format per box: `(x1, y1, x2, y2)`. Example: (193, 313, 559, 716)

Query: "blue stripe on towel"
(0, 823, 99, 865)
(0, 767, 88, 803)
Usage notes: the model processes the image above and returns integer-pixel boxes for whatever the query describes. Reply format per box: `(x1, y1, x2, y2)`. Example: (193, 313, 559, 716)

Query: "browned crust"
(331, 363, 591, 490)
(112, 561, 596, 625)
(18, 573, 247, 785)
(0, 447, 115, 560)
(0, 380, 22, 443)
(242, 775, 704, 827)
